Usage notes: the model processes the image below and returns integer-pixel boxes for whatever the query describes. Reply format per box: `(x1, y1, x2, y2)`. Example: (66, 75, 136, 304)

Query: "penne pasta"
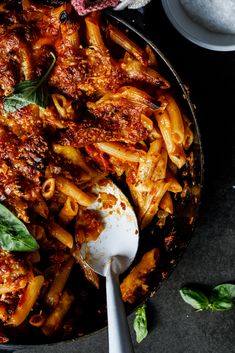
(141, 114, 153, 131)
(45, 256, 75, 308)
(154, 109, 186, 169)
(165, 93, 185, 144)
(8, 276, 44, 327)
(42, 178, 56, 200)
(121, 248, 160, 304)
(85, 14, 107, 53)
(154, 108, 174, 153)
(159, 191, 173, 214)
(51, 94, 75, 120)
(59, 197, 79, 225)
(96, 142, 146, 163)
(53, 144, 94, 175)
(29, 312, 46, 328)
(108, 24, 148, 66)
(33, 197, 49, 219)
(30, 225, 46, 241)
(145, 44, 158, 66)
(72, 248, 100, 289)
(151, 147, 168, 181)
(139, 179, 171, 229)
(55, 176, 96, 207)
(41, 290, 74, 337)
(49, 221, 74, 249)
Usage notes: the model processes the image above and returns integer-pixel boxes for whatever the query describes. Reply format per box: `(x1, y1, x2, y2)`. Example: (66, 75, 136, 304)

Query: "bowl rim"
(161, 0, 235, 51)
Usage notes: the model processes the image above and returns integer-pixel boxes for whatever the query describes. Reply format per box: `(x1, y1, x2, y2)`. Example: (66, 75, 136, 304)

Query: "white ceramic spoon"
(80, 179, 139, 353)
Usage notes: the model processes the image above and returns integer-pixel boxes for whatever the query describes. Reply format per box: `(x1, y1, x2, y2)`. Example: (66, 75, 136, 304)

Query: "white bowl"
(161, 0, 235, 51)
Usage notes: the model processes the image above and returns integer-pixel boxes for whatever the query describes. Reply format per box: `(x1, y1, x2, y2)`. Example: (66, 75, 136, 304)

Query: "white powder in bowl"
(180, 0, 235, 34)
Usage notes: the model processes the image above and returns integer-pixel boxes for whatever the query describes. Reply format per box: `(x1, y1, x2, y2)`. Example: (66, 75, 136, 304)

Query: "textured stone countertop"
(1, 1, 235, 353)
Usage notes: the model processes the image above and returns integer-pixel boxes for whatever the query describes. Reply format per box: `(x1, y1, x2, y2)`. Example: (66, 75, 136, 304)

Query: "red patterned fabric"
(71, 0, 120, 15)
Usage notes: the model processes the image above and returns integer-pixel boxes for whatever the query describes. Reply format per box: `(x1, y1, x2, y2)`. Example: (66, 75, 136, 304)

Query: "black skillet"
(0, 3, 204, 350)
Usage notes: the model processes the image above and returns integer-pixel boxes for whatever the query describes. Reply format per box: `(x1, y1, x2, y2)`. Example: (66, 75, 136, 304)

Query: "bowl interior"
(161, 0, 235, 51)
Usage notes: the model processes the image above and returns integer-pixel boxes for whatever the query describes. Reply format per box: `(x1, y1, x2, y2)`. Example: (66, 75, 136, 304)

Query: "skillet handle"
(105, 262, 135, 353)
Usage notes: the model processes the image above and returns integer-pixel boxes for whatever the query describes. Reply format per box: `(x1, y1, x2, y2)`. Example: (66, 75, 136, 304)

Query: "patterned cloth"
(71, 0, 151, 15)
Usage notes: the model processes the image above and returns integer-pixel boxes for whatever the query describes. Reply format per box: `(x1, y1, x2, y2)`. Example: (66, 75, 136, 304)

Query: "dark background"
(1, 1, 235, 352)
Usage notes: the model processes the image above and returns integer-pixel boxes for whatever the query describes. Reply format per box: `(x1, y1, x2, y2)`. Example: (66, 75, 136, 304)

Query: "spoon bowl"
(80, 178, 139, 277)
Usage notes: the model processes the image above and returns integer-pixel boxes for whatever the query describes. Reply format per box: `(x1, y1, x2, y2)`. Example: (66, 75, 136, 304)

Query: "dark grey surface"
(1, 1, 235, 353)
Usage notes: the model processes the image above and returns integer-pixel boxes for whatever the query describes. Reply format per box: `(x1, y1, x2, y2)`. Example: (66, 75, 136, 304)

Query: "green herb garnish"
(179, 287, 210, 311)
(133, 303, 148, 343)
(180, 284, 235, 312)
(0, 204, 39, 252)
(4, 52, 56, 113)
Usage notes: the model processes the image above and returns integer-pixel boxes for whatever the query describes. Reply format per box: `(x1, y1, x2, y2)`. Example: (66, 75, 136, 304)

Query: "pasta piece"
(21, 0, 31, 10)
(85, 14, 107, 53)
(45, 257, 75, 308)
(137, 139, 163, 181)
(121, 248, 160, 304)
(51, 94, 75, 120)
(165, 93, 185, 144)
(167, 176, 183, 193)
(42, 290, 74, 337)
(55, 176, 96, 207)
(42, 178, 56, 200)
(145, 44, 158, 66)
(72, 248, 99, 289)
(121, 52, 170, 89)
(33, 197, 49, 219)
(33, 37, 54, 50)
(154, 109, 186, 169)
(29, 312, 46, 328)
(96, 142, 146, 163)
(139, 179, 171, 229)
(108, 24, 148, 66)
(30, 225, 46, 241)
(151, 147, 168, 181)
(48, 222, 74, 249)
(141, 114, 153, 131)
(154, 108, 174, 153)
(8, 276, 44, 327)
(159, 191, 173, 214)
(59, 197, 79, 225)
(60, 20, 80, 48)
(53, 144, 94, 175)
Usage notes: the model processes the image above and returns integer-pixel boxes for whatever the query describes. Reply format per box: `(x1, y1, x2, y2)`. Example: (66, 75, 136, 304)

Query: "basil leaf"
(179, 287, 209, 311)
(210, 284, 235, 311)
(212, 284, 235, 301)
(134, 304, 148, 343)
(4, 52, 56, 113)
(211, 299, 234, 311)
(0, 204, 39, 252)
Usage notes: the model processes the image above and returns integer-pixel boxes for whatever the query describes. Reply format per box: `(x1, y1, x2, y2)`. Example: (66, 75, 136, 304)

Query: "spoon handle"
(106, 262, 135, 353)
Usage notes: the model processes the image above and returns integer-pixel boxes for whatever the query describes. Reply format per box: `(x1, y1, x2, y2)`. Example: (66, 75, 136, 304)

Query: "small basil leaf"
(212, 284, 235, 301)
(211, 299, 234, 311)
(4, 52, 56, 113)
(0, 204, 39, 252)
(179, 287, 209, 311)
(134, 304, 148, 343)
